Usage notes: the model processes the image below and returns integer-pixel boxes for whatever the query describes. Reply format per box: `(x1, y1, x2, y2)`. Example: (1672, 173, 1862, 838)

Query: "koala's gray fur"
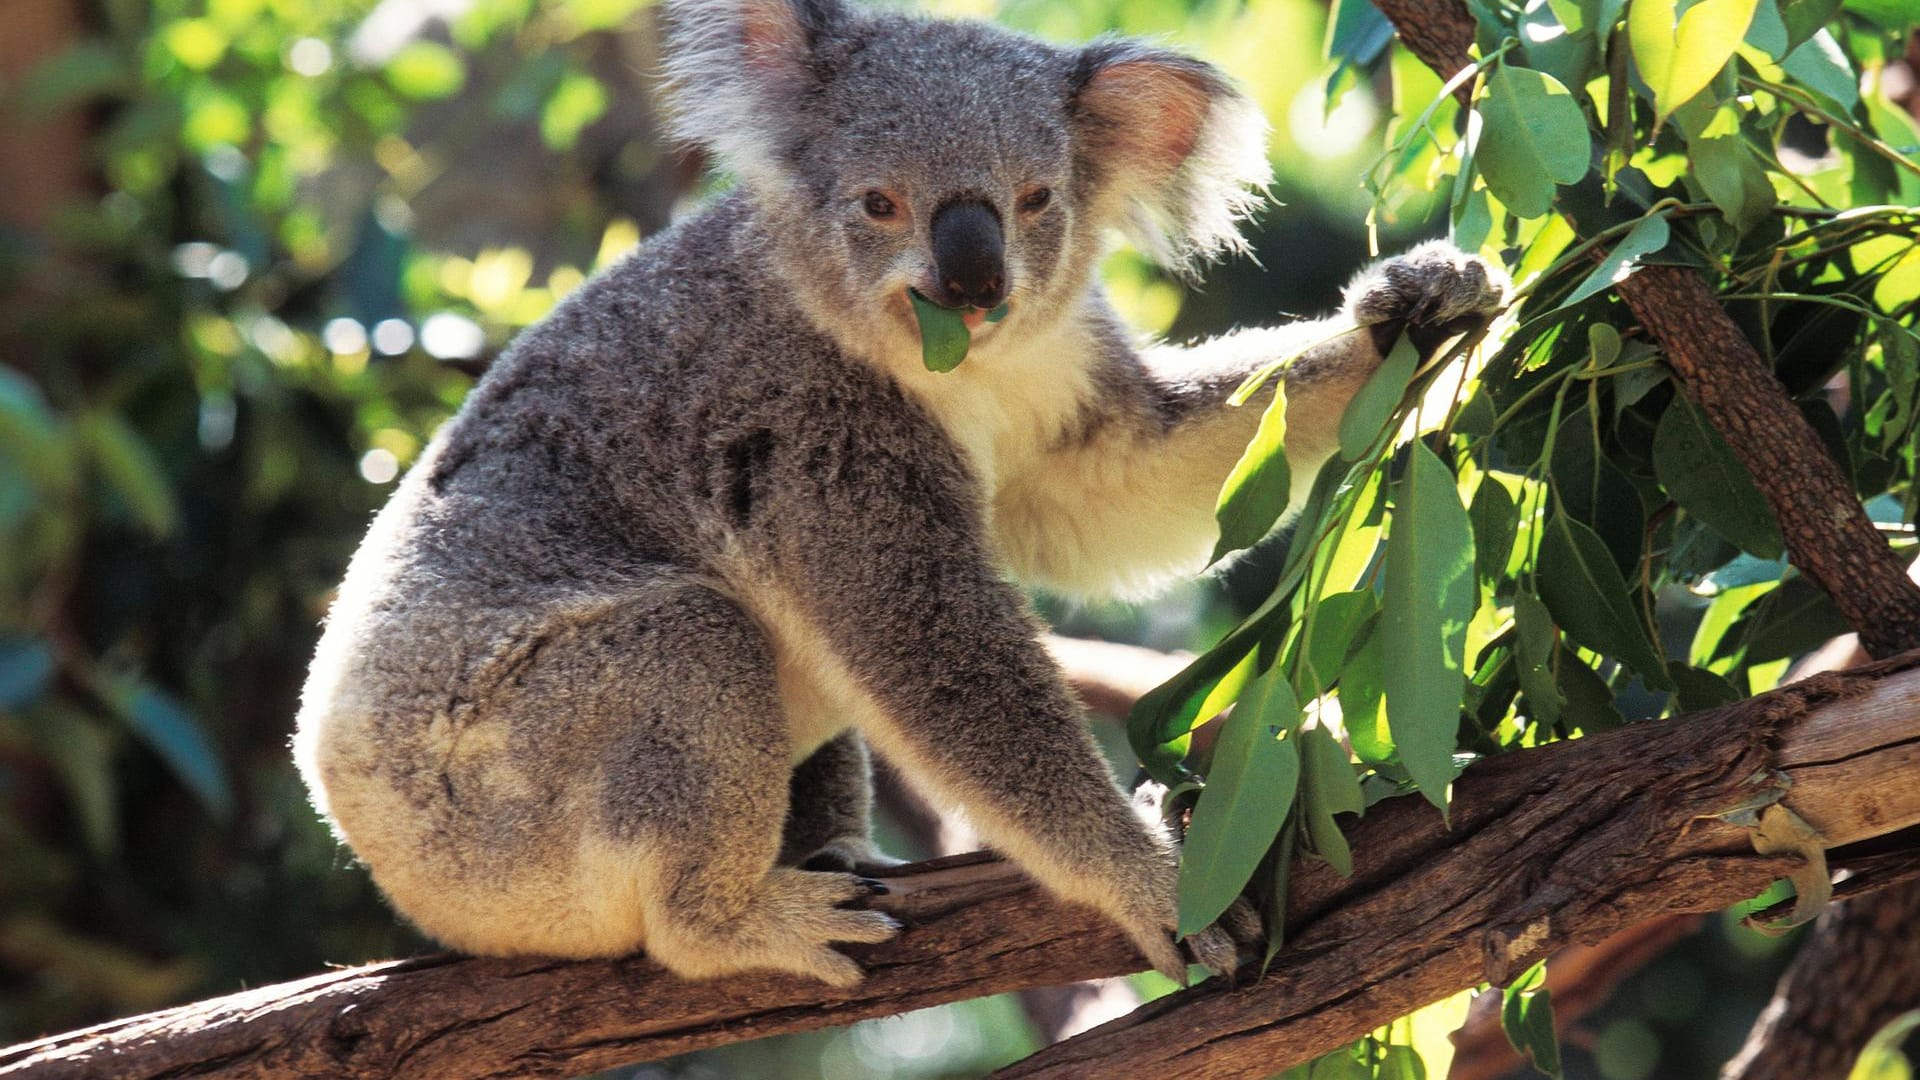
(294, 0, 1508, 988)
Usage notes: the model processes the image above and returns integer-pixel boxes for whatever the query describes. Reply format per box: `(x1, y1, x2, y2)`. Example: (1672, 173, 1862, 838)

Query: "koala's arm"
(756, 425, 1194, 980)
(995, 243, 1506, 598)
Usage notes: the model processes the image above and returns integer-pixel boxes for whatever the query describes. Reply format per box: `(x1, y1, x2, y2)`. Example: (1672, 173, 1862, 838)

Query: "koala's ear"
(661, 0, 849, 186)
(1070, 41, 1270, 274)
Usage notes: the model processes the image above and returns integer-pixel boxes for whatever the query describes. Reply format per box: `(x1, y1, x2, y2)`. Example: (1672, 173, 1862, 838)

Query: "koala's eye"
(1018, 187, 1053, 213)
(863, 191, 898, 220)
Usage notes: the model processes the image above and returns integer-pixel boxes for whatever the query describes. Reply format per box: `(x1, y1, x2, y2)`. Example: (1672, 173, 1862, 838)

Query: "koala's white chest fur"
(882, 321, 1097, 505)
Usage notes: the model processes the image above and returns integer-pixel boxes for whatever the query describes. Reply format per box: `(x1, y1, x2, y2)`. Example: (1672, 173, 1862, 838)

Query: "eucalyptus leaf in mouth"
(909, 290, 1010, 373)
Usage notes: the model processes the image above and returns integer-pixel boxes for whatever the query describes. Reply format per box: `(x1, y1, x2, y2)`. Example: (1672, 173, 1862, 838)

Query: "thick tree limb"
(6, 653, 1920, 1080)
(997, 652, 1920, 1079)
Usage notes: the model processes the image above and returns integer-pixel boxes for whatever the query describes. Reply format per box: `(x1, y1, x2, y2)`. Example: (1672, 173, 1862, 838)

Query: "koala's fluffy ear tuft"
(661, 0, 848, 189)
(1070, 41, 1270, 275)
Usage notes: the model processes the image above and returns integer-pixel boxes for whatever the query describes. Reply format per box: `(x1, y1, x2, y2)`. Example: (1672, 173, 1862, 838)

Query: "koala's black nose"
(930, 200, 1008, 309)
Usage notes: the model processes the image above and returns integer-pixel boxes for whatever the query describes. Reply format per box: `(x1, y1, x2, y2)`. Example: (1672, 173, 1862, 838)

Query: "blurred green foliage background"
(0, 0, 1904, 1076)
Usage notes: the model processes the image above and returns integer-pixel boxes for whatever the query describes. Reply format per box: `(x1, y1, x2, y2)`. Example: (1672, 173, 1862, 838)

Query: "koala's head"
(662, 0, 1268, 362)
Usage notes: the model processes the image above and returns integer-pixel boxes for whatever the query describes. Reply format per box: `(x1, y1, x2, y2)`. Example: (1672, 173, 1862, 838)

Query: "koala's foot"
(1347, 240, 1511, 356)
(800, 836, 909, 876)
(648, 867, 899, 989)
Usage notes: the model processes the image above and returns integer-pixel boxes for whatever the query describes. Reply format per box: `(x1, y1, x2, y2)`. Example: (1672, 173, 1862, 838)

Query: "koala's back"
(293, 191, 968, 955)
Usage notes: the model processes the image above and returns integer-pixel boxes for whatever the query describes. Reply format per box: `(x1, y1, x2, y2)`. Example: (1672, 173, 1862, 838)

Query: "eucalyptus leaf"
(1557, 651, 1624, 731)
(910, 291, 972, 373)
(1341, 616, 1393, 764)
(1561, 215, 1671, 308)
(1470, 477, 1517, 585)
(1688, 127, 1775, 236)
(23, 704, 121, 859)
(80, 412, 178, 538)
(1537, 513, 1674, 688)
(0, 638, 55, 710)
(1781, 29, 1860, 111)
(1629, 0, 1762, 125)
(1474, 63, 1592, 218)
(1178, 668, 1301, 937)
(1653, 394, 1784, 558)
(1300, 722, 1364, 877)
(1513, 588, 1563, 727)
(1667, 662, 1743, 712)
(1289, 589, 1377, 699)
(1502, 960, 1564, 1078)
(1213, 384, 1291, 564)
(1338, 335, 1418, 460)
(1382, 443, 1476, 812)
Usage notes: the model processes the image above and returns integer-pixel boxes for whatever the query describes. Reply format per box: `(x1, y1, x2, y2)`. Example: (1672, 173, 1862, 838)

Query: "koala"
(292, 0, 1507, 990)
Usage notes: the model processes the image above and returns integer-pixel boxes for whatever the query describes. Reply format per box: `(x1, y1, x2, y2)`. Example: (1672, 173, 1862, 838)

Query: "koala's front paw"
(1183, 896, 1263, 980)
(1347, 240, 1510, 354)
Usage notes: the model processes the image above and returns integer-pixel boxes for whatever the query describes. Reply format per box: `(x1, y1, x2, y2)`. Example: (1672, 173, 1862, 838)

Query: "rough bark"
(7, 654, 1920, 1080)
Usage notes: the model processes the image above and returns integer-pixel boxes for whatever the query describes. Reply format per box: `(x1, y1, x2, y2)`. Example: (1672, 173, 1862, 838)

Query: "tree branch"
(7, 653, 1920, 1080)
(996, 651, 1920, 1079)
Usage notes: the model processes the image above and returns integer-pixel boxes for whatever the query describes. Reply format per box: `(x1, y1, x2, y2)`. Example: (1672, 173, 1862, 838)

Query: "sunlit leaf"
(1560, 215, 1670, 308)
(162, 19, 229, 71)
(1290, 589, 1377, 699)
(1178, 668, 1301, 937)
(1850, 1010, 1920, 1080)
(1629, 0, 1761, 126)
(1213, 384, 1291, 564)
(1474, 63, 1592, 219)
(1341, 615, 1392, 763)
(1382, 442, 1476, 812)
(1339, 336, 1418, 459)
(541, 71, 608, 150)
(387, 41, 467, 100)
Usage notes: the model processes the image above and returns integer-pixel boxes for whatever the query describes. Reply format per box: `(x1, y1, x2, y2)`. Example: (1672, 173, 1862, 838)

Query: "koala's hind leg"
(574, 585, 899, 988)
(779, 730, 903, 872)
